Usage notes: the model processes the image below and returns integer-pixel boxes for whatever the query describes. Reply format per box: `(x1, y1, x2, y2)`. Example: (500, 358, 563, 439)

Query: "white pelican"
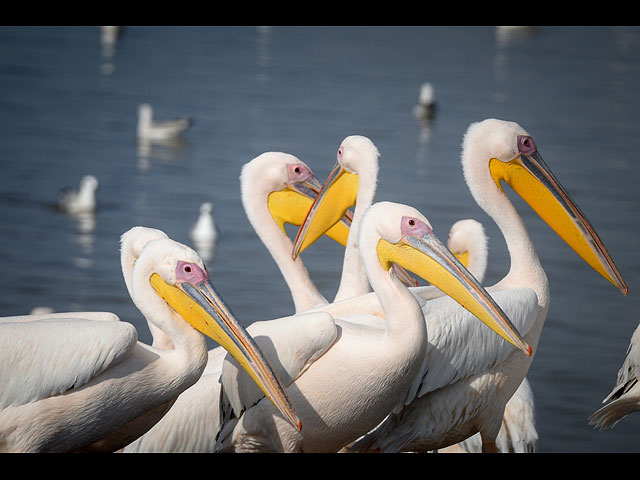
(413, 82, 437, 120)
(137, 103, 193, 141)
(58, 174, 99, 214)
(213, 201, 530, 452)
(123, 154, 353, 452)
(589, 321, 640, 430)
(0, 229, 298, 452)
(440, 219, 538, 453)
(295, 121, 626, 453)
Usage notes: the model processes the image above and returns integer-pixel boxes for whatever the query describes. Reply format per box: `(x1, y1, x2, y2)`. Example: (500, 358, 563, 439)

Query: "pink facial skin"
(401, 216, 432, 238)
(176, 260, 209, 284)
(287, 163, 314, 183)
(517, 135, 537, 155)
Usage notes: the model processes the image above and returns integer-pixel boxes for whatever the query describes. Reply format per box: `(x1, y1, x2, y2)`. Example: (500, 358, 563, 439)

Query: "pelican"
(440, 219, 538, 453)
(213, 201, 530, 453)
(295, 121, 626, 453)
(413, 82, 437, 120)
(137, 103, 193, 141)
(589, 321, 640, 430)
(124, 153, 353, 452)
(0, 228, 298, 452)
(58, 174, 99, 214)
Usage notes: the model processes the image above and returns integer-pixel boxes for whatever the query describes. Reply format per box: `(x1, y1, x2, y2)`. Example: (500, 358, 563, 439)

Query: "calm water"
(1, 26, 639, 453)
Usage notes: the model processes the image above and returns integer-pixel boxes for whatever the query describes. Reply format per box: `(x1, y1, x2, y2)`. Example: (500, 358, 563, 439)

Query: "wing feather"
(408, 287, 539, 401)
(0, 317, 138, 408)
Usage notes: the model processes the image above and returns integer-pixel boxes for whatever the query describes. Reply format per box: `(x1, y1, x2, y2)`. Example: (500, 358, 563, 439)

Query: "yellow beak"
(377, 233, 531, 356)
(149, 273, 302, 431)
(292, 162, 359, 259)
(490, 148, 627, 294)
(454, 250, 470, 268)
(267, 176, 352, 247)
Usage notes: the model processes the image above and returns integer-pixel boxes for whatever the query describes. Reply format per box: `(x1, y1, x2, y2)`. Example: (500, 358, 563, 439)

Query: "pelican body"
(214, 201, 530, 452)
(0, 229, 297, 452)
(293, 124, 625, 453)
(124, 153, 352, 452)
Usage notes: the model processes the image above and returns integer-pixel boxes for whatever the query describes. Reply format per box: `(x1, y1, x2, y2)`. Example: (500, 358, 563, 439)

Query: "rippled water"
(1, 26, 639, 452)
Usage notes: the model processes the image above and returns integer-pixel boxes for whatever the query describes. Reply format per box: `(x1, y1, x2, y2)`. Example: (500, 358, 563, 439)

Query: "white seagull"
(413, 82, 437, 120)
(0, 228, 298, 452)
(137, 103, 193, 141)
(190, 202, 218, 246)
(295, 121, 626, 453)
(58, 174, 99, 214)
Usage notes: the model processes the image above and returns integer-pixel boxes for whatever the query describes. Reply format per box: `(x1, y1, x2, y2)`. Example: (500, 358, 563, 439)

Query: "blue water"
(1, 26, 639, 452)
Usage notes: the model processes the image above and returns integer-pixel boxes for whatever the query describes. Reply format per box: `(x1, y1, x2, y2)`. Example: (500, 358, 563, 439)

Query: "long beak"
(149, 273, 302, 431)
(267, 174, 352, 247)
(292, 162, 359, 259)
(490, 149, 627, 295)
(377, 233, 532, 356)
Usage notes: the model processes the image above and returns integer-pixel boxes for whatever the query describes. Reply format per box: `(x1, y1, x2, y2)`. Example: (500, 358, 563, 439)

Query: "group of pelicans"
(1, 112, 638, 453)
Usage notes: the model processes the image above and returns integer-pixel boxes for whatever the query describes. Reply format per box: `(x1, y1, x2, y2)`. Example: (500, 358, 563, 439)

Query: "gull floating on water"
(190, 202, 218, 246)
(413, 82, 437, 120)
(58, 175, 99, 215)
(137, 104, 193, 141)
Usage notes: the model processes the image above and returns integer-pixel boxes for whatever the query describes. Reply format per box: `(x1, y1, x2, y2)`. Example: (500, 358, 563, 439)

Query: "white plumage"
(213, 201, 526, 452)
(348, 118, 626, 453)
(440, 218, 538, 453)
(190, 202, 218, 246)
(137, 103, 193, 141)
(413, 82, 437, 120)
(589, 322, 640, 430)
(124, 152, 351, 452)
(58, 174, 99, 214)
(0, 228, 295, 452)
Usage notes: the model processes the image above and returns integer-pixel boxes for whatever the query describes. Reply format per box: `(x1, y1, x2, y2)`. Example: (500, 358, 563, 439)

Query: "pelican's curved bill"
(149, 273, 302, 431)
(291, 162, 418, 286)
(267, 171, 352, 247)
(490, 135, 627, 294)
(377, 223, 531, 356)
(292, 161, 358, 258)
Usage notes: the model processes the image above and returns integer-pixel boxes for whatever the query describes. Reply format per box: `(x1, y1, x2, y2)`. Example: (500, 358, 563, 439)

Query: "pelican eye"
(401, 216, 432, 237)
(517, 135, 537, 155)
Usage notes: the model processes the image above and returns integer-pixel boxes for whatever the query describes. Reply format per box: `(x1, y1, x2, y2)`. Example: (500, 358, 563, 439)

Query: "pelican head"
(447, 219, 488, 281)
(137, 237, 301, 431)
(292, 135, 379, 258)
(462, 118, 627, 294)
(241, 152, 351, 246)
(364, 201, 531, 356)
